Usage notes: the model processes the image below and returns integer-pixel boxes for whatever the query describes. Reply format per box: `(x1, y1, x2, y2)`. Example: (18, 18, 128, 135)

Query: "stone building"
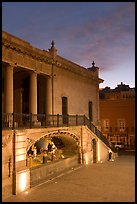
(2, 31, 103, 123)
(2, 31, 116, 199)
(99, 82, 135, 148)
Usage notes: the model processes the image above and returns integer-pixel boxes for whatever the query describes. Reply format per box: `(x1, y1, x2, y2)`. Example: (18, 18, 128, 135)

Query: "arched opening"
(26, 132, 79, 168)
(92, 138, 97, 163)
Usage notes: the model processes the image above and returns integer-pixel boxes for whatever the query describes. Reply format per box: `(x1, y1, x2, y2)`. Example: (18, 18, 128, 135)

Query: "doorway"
(62, 96, 68, 124)
(92, 138, 97, 163)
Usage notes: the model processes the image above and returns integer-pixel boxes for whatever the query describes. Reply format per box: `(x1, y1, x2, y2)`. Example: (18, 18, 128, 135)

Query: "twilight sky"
(2, 2, 135, 89)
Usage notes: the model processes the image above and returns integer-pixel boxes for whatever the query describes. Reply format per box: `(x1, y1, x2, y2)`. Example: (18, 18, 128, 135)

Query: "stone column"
(29, 71, 37, 121)
(4, 64, 14, 113)
(4, 64, 14, 126)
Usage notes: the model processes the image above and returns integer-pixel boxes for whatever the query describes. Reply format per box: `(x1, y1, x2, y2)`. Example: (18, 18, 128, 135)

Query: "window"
(62, 97, 68, 115)
(88, 101, 93, 121)
(117, 119, 126, 131)
(103, 119, 110, 131)
(62, 97, 68, 124)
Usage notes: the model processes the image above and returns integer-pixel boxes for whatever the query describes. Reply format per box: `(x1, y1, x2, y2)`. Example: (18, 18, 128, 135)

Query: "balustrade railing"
(2, 113, 115, 151)
(83, 116, 113, 150)
(2, 113, 86, 129)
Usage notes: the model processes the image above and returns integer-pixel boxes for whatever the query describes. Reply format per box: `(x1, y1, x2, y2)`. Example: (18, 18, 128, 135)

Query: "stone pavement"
(2, 151, 135, 202)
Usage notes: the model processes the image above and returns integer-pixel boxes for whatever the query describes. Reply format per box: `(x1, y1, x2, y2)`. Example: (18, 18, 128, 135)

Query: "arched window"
(89, 101, 93, 121)
(62, 97, 68, 124)
(62, 97, 68, 115)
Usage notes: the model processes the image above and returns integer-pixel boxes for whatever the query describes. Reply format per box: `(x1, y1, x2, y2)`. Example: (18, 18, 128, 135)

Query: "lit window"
(103, 119, 110, 131)
(117, 119, 125, 131)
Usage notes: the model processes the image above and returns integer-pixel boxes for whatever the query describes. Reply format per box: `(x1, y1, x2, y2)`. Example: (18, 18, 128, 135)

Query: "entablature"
(2, 31, 103, 84)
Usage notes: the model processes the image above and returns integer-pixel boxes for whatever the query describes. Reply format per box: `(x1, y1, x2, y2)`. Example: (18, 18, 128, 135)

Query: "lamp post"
(51, 62, 56, 115)
(48, 40, 57, 116)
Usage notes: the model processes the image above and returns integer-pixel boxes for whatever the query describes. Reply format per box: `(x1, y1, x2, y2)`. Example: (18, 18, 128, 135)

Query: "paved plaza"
(3, 151, 135, 202)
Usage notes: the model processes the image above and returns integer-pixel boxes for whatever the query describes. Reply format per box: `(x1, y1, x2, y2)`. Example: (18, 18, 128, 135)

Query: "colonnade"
(3, 63, 53, 119)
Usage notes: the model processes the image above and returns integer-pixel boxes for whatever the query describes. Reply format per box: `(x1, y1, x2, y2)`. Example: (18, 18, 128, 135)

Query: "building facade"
(2, 31, 103, 126)
(3, 31, 118, 198)
(99, 82, 135, 148)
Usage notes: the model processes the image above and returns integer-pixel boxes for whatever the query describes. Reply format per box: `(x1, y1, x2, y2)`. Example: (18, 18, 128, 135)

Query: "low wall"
(30, 155, 79, 187)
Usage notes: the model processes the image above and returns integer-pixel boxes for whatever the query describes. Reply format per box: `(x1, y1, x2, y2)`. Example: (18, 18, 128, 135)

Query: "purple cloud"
(2, 2, 135, 88)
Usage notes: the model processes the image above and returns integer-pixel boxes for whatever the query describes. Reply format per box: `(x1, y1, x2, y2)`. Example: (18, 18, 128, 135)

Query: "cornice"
(2, 39, 53, 65)
(2, 36, 101, 83)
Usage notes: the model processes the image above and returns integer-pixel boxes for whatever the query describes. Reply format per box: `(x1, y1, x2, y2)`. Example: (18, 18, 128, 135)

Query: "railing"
(2, 113, 115, 152)
(2, 113, 86, 129)
(83, 116, 114, 150)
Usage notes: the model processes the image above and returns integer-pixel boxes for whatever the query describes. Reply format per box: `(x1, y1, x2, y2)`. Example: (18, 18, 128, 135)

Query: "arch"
(26, 130, 81, 168)
(26, 130, 80, 152)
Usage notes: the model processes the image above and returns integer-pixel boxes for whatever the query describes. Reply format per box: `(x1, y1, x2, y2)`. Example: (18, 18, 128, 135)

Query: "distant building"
(99, 82, 135, 148)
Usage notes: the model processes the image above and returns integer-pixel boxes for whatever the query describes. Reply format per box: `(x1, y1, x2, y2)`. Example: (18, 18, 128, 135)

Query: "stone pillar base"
(33, 121, 41, 127)
(12, 168, 30, 195)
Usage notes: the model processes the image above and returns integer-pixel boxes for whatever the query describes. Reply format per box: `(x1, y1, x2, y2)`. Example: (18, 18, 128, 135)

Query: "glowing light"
(19, 171, 27, 192)
(85, 153, 88, 164)
(16, 154, 26, 162)
(16, 147, 26, 162)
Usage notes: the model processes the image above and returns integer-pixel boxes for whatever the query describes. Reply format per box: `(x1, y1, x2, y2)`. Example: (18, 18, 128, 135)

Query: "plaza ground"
(2, 150, 135, 202)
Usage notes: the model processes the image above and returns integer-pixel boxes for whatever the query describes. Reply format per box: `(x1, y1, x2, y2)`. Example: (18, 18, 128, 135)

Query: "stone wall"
(54, 66, 99, 122)
(30, 155, 79, 187)
(2, 125, 115, 199)
(2, 130, 13, 200)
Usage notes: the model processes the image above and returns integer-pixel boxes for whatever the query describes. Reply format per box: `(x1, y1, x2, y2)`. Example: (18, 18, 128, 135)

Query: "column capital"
(7, 62, 17, 68)
(31, 69, 39, 75)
